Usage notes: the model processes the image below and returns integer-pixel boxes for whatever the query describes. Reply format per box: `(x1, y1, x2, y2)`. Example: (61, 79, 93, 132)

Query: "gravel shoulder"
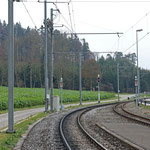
(84, 102, 150, 149)
(20, 111, 68, 150)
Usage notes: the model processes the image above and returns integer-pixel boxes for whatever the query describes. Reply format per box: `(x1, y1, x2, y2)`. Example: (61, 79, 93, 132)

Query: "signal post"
(135, 76, 138, 108)
(97, 74, 100, 103)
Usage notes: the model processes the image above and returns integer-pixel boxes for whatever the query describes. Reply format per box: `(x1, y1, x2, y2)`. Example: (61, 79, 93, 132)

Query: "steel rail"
(113, 101, 150, 126)
(59, 102, 118, 150)
(77, 109, 108, 150)
(121, 101, 150, 123)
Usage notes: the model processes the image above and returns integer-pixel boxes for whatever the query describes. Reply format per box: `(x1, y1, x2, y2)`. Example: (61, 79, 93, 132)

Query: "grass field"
(0, 112, 49, 150)
(0, 86, 115, 110)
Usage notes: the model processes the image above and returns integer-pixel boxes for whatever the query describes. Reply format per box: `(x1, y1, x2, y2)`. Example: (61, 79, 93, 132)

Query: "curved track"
(60, 104, 110, 150)
(60, 102, 143, 150)
(77, 109, 107, 150)
(113, 101, 150, 126)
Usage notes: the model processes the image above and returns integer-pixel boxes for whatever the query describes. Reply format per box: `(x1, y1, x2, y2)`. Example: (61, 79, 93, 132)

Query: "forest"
(0, 20, 150, 93)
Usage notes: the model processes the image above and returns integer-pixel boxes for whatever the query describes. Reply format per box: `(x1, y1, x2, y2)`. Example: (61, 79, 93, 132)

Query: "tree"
(82, 59, 100, 90)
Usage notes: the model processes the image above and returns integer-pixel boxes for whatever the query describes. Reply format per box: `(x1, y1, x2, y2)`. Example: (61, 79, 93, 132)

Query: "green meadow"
(0, 86, 115, 110)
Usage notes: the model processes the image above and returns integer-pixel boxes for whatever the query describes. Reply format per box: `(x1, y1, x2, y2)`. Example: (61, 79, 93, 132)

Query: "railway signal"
(97, 74, 100, 83)
(135, 76, 138, 87)
(97, 74, 100, 103)
(60, 77, 63, 110)
(135, 76, 138, 108)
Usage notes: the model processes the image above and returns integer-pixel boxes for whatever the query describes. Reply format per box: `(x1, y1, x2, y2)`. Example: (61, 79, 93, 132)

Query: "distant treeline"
(0, 20, 150, 93)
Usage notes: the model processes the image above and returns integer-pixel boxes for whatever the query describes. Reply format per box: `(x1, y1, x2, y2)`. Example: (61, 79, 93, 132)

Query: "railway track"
(17, 100, 150, 150)
(113, 101, 150, 126)
(59, 105, 106, 150)
(60, 102, 143, 150)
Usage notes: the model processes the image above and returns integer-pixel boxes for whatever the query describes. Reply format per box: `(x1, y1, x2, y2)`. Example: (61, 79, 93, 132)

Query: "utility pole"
(97, 74, 100, 103)
(50, 8, 54, 111)
(136, 29, 143, 105)
(7, 0, 15, 133)
(135, 76, 138, 108)
(60, 77, 63, 110)
(117, 63, 120, 101)
(44, 0, 49, 112)
(139, 70, 140, 97)
(79, 52, 82, 105)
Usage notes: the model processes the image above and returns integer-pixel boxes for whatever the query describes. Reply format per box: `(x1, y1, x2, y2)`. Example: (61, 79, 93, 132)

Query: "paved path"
(0, 108, 44, 130)
(0, 94, 134, 130)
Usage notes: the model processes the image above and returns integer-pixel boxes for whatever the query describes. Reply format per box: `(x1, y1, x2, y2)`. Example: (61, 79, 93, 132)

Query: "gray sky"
(1, 0, 150, 69)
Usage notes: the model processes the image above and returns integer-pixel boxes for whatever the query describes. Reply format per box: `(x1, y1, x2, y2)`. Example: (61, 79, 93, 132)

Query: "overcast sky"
(1, 0, 150, 69)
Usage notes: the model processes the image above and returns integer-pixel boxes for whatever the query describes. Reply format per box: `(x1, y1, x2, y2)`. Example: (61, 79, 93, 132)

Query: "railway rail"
(60, 102, 143, 150)
(113, 101, 150, 126)
(59, 105, 106, 150)
(17, 99, 150, 150)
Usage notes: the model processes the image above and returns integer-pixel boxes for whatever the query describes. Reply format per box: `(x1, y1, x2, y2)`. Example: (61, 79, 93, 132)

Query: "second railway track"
(113, 101, 150, 126)
(60, 102, 144, 150)
(18, 100, 150, 150)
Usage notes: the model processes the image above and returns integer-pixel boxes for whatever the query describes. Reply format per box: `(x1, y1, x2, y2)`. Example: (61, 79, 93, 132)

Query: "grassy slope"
(0, 112, 49, 150)
(0, 86, 115, 110)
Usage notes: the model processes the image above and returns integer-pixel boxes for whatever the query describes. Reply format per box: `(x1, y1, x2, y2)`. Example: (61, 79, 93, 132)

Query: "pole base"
(6, 129, 16, 133)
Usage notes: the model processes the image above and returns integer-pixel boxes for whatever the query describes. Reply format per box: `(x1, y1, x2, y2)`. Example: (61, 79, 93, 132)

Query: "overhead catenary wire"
(21, 0, 150, 55)
(68, 0, 76, 31)
(121, 12, 150, 37)
(70, 0, 150, 2)
(37, 0, 150, 3)
(59, 9, 74, 33)
(123, 32, 150, 53)
(22, 1, 37, 28)
(110, 11, 150, 52)
(52, 2, 74, 34)
(67, 2, 74, 33)
(53, 51, 115, 54)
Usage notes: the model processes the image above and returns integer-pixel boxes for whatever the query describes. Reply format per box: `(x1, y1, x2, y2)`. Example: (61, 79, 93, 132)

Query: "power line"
(111, 11, 150, 52)
(63, 32, 123, 35)
(37, 0, 150, 3)
(22, 1, 37, 28)
(52, 2, 74, 34)
(15, 0, 38, 2)
(57, 8, 75, 33)
(69, 0, 150, 2)
(67, 3, 74, 32)
(121, 12, 150, 37)
(69, 0, 76, 31)
(123, 32, 150, 53)
(60, 12, 74, 33)
(62, 24, 74, 33)
(53, 51, 116, 54)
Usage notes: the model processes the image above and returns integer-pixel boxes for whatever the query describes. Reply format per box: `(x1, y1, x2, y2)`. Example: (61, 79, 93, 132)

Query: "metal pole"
(79, 52, 82, 105)
(98, 74, 100, 103)
(117, 63, 120, 101)
(60, 77, 63, 110)
(50, 8, 54, 111)
(44, 0, 49, 112)
(136, 31, 139, 105)
(98, 82, 100, 103)
(136, 29, 142, 106)
(61, 86, 63, 109)
(139, 70, 140, 97)
(8, 0, 15, 133)
(136, 83, 138, 108)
